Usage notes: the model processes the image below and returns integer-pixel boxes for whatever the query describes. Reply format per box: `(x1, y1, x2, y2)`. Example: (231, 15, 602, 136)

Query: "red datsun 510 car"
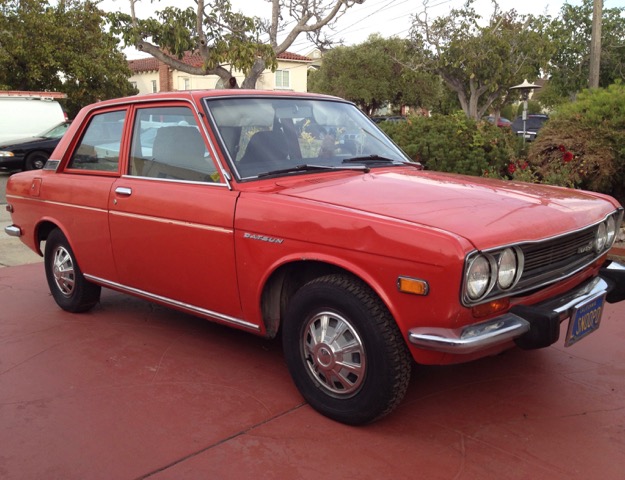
(5, 90, 625, 425)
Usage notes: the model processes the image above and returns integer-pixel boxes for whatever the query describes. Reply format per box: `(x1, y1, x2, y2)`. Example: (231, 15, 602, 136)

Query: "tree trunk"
(241, 58, 267, 89)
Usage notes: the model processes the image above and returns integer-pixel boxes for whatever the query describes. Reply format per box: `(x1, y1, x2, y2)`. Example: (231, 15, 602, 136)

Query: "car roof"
(90, 89, 343, 110)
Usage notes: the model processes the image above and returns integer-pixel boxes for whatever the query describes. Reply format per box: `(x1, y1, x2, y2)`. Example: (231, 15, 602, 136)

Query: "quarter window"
(67, 110, 126, 172)
(129, 106, 220, 183)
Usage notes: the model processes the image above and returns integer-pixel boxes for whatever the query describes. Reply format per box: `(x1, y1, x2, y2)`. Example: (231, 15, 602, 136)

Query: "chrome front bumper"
(408, 261, 625, 354)
(4, 225, 21, 237)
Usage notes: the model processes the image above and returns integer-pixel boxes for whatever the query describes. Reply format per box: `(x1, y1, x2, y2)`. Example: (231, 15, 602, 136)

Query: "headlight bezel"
(463, 247, 523, 304)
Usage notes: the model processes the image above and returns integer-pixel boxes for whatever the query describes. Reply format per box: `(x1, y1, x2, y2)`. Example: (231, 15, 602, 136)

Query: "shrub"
(527, 83, 625, 205)
(380, 113, 515, 177)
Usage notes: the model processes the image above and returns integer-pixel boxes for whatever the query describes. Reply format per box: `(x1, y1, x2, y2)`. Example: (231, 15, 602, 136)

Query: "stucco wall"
(130, 59, 310, 94)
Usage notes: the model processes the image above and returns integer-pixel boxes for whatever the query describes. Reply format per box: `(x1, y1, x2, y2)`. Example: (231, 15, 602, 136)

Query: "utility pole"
(589, 0, 603, 88)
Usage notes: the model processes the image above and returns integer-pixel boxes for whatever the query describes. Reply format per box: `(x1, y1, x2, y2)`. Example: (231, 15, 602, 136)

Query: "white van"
(0, 91, 67, 143)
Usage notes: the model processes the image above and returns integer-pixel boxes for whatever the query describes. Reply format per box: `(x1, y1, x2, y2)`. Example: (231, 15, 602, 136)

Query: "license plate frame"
(565, 293, 606, 347)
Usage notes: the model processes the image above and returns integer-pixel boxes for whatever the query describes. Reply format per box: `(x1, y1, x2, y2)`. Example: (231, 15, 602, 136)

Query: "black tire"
(44, 229, 101, 313)
(24, 151, 49, 170)
(282, 274, 412, 425)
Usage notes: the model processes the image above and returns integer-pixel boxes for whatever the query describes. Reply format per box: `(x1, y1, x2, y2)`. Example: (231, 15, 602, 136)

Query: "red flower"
(520, 161, 528, 170)
(508, 163, 516, 174)
(563, 151, 574, 163)
(558, 145, 566, 152)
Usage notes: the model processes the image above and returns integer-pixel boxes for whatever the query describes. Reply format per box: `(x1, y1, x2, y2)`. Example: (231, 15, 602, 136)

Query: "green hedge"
(379, 113, 514, 177)
(526, 83, 625, 205)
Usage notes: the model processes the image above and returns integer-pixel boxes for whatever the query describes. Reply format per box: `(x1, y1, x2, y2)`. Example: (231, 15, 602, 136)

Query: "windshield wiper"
(257, 164, 369, 178)
(342, 155, 423, 169)
(342, 155, 399, 164)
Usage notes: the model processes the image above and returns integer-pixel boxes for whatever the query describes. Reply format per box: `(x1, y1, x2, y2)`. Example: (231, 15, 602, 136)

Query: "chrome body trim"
(408, 315, 530, 354)
(109, 210, 233, 234)
(409, 274, 611, 354)
(4, 225, 22, 237)
(84, 274, 259, 331)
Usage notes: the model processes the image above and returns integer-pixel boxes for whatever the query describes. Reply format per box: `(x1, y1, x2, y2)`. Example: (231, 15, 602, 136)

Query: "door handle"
(115, 187, 132, 196)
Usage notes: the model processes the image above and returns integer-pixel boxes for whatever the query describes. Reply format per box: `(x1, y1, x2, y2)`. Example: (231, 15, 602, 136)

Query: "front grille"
(517, 228, 597, 291)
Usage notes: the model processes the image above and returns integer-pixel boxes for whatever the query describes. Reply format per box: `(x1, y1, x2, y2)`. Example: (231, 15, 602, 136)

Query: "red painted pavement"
(1, 263, 624, 479)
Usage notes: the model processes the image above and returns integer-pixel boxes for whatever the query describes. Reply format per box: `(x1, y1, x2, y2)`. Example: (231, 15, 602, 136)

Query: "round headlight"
(606, 215, 617, 247)
(497, 248, 518, 290)
(466, 255, 493, 300)
(595, 221, 608, 252)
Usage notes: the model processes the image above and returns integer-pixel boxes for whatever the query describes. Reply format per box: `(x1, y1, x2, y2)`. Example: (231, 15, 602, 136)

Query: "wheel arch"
(34, 220, 66, 256)
(260, 258, 394, 339)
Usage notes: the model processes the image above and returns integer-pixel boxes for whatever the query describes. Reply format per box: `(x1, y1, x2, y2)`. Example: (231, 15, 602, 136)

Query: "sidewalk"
(0, 206, 42, 267)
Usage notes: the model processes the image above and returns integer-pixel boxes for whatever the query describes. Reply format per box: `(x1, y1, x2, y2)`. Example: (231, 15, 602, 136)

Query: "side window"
(68, 110, 126, 172)
(129, 106, 220, 183)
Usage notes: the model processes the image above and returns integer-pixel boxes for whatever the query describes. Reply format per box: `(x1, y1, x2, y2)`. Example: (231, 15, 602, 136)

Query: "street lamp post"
(510, 79, 541, 143)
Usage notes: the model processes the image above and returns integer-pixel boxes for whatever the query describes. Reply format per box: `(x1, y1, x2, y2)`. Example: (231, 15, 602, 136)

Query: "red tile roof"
(128, 51, 312, 73)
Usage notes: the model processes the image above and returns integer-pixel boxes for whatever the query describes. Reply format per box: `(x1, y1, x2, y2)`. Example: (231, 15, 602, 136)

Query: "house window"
(179, 77, 190, 90)
(151, 80, 158, 93)
(275, 70, 290, 89)
(130, 81, 137, 89)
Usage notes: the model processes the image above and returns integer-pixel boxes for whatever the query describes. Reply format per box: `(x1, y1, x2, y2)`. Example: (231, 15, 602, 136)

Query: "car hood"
(0, 136, 47, 150)
(274, 168, 617, 250)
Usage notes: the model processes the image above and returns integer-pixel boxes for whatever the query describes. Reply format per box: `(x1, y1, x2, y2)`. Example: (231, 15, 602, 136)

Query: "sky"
(99, 0, 624, 59)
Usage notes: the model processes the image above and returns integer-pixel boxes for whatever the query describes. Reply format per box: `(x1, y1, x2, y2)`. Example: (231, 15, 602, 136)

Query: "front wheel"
(282, 274, 412, 425)
(44, 229, 101, 312)
(24, 150, 49, 170)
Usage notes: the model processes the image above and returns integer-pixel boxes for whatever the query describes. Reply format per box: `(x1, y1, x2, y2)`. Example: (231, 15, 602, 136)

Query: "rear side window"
(129, 106, 219, 183)
(68, 110, 126, 172)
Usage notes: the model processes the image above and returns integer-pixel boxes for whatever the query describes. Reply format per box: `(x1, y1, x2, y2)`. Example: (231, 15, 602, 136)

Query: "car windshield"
(203, 96, 411, 179)
(39, 122, 70, 139)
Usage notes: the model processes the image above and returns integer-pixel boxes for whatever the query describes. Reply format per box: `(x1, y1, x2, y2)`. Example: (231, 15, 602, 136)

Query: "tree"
(108, 0, 365, 89)
(0, 0, 137, 117)
(410, 0, 552, 120)
(541, 0, 625, 106)
(308, 35, 440, 115)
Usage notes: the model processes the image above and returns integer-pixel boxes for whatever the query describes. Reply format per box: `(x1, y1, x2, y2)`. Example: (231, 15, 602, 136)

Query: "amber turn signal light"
(397, 276, 429, 296)
(471, 298, 510, 318)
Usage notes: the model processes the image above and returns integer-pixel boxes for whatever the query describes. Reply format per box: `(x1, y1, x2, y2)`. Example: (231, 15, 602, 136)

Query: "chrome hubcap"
(52, 246, 75, 297)
(302, 311, 366, 397)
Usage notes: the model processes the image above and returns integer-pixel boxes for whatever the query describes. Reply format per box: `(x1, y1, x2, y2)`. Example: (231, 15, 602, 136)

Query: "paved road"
(0, 170, 10, 204)
(0, 171, 42, 267)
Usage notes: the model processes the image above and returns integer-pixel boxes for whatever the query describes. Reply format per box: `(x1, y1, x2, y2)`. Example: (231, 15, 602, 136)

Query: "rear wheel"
(44, 229, 101, 312)
(24, 151, 49, 170)
(282, 274, 412, 425)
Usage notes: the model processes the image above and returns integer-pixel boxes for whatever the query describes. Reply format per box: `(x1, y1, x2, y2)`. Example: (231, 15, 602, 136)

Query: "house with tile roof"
(128, 51, 313, 94)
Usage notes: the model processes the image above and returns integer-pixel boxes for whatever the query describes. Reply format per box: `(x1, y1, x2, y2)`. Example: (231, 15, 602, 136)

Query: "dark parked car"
(0, 121, 71, 171)
(511, 114, 549, 141)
